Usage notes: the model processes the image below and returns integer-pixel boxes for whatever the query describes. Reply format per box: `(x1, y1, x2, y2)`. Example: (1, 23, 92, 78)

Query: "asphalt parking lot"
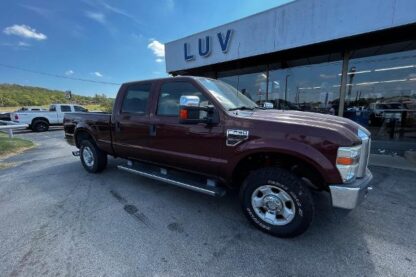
(0, 129, 415, 277)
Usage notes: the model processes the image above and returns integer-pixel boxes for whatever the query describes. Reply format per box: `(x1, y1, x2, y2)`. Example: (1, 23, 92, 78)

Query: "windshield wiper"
(228, 106, 257, 111)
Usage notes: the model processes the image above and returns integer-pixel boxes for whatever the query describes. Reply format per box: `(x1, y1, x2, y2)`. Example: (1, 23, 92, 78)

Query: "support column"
(338, 50, 351, 117)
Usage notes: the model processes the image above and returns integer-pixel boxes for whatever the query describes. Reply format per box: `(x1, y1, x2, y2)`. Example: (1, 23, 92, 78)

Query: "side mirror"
(263, 102, 274, 109)
(179, 95, 218, 125)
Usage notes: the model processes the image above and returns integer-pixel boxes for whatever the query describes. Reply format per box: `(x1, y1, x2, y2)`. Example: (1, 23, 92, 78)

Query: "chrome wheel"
(82, 146, 94, 168)
(251, 184, 296, 226)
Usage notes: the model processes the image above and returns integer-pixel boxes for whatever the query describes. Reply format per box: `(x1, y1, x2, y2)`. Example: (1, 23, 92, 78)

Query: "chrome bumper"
(329, 170, 373, 209)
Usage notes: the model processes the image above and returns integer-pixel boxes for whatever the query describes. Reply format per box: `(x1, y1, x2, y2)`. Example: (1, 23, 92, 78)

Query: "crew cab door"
(112, 82, 153, 160)
(148, 80, 225, 177)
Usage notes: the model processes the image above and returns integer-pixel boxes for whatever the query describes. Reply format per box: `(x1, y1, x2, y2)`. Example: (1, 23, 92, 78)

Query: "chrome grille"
(357, 135, 370, 178)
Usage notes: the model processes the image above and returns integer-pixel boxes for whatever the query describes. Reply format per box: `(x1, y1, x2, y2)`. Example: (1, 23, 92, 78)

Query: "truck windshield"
(197, 78, 258, 111)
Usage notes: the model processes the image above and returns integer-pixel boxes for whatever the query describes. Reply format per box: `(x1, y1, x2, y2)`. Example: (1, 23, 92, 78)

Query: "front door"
(148, 80, 225, 177)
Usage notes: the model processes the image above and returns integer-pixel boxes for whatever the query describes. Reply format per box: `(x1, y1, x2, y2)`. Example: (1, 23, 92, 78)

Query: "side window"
(61, 105, 71, 112)
(49, 105, 56, 112)
(157, 81, 208, 116)
(121, 83, 151, 114)
(74, 106, 87, 112)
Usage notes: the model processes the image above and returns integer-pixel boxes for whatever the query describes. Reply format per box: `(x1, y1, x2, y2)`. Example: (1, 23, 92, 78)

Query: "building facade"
(165, 0, 416, 158)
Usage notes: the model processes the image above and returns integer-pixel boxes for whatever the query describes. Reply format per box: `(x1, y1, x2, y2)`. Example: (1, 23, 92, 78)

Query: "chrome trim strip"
(117, 165, 218, 196)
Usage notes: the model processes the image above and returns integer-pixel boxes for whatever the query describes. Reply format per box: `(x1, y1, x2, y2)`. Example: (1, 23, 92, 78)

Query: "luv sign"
(184, 30, 233, 61)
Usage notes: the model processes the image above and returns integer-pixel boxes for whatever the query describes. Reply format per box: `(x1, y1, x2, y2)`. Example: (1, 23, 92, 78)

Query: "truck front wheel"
(80, 140, 107, 173)
(240, 167, 314, 238)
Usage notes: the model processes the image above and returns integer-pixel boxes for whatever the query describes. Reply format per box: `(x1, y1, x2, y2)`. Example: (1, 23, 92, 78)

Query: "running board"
(117, 163, 226, 197)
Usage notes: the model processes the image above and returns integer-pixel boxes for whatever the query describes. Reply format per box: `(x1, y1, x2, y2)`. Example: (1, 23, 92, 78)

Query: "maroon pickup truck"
(64, 76, 373, 237)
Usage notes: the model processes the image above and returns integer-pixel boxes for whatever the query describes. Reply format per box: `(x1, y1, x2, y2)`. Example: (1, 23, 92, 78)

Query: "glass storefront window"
(218, 68, 268, 105)
(343, 50, 416, 155)
(268, 61, 342, 114)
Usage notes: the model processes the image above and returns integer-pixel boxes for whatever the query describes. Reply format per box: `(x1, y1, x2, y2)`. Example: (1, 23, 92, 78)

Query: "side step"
(117, 162, 226, 197)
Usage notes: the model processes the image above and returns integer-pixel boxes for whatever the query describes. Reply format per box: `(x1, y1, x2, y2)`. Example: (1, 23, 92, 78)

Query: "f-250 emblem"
(226, 129, 249, 147)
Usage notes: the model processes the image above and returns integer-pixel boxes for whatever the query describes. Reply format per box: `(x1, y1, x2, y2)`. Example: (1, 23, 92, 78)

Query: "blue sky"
(0, 0, 290, 97)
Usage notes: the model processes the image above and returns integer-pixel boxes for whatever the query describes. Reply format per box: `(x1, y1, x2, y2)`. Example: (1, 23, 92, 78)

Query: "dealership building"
(165, 0, 416, 159)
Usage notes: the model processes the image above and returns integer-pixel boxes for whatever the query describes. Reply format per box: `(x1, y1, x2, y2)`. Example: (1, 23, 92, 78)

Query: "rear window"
(121, 83, 151, 114)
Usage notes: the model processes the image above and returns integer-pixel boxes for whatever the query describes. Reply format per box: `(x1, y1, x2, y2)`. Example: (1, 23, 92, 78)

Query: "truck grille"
(357, 136, 371, 178)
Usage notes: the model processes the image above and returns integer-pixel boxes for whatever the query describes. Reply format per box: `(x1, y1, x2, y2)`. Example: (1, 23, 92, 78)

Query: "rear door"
(112, 82, 154, 160)
(147, 79, 225, 176)
(57, 105, 72, 123)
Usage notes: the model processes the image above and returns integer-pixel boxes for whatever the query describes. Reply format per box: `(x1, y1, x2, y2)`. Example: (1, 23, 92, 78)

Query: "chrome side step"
(117, 164, 226, 197)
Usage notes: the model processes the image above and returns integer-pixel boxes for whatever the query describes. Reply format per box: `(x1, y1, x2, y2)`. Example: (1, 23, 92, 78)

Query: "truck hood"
(237, 109, 367, 142)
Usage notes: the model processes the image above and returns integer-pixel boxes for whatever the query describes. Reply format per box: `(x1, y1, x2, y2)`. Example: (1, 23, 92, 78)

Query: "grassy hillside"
(0, 84, 114, 112)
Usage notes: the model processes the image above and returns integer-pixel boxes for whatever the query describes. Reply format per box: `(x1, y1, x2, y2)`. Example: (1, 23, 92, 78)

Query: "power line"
(0, 63, 121, 86)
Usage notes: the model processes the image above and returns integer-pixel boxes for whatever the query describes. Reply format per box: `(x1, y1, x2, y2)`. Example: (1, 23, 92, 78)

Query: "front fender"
(226, 138, 341, 184)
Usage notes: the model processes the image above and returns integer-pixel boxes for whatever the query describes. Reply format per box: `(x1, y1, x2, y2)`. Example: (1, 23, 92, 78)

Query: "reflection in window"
(268, 61, 342, 114)
(218, 68, 267, 105)
(344, 50, 416, 146)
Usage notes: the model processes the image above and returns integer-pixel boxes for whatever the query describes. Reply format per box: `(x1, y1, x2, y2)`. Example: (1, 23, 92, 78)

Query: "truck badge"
(226, 129, 249, 146)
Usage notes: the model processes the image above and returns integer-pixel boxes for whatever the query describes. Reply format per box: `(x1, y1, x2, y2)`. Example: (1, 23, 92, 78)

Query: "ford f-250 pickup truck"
(12, 104, 88, 132)
(64, 76, 373, 237)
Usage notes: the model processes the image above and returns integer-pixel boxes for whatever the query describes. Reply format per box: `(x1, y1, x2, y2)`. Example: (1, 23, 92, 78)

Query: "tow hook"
(72, 150, 80, 157)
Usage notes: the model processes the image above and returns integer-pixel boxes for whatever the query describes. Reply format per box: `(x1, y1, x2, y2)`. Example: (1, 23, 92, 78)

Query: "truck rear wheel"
(80, 140, 107, 173)
(240, 167, 314, 238)
(32, 119, 49, 132)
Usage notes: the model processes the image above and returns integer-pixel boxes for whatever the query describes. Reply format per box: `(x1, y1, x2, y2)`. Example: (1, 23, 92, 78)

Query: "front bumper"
(329, 170, 373, 209)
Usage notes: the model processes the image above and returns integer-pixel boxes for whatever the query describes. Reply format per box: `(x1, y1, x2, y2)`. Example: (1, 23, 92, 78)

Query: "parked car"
(368, 102, 408, 126)
(64, 76, 373, 238)
(12, 103, 88, 132)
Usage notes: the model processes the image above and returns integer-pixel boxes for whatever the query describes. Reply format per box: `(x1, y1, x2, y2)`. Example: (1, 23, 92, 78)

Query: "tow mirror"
(179, 95, 218, 125)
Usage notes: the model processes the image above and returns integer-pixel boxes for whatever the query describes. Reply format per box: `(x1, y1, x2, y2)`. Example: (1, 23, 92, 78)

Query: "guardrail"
(0, 120, 28, 138)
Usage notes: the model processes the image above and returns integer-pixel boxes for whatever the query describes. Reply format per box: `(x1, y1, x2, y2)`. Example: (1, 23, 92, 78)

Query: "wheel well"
(232, 152, 326, 191)
(31, 117, 49, 125)
(75, 130, 93, 148)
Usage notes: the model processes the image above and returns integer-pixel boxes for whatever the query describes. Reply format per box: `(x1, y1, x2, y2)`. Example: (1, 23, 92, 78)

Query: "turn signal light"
(336, 157, 356, 165)
(179, 109, 188, 120)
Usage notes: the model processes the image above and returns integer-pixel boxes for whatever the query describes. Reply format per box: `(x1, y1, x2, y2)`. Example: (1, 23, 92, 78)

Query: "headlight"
(336, 145, 361, 183)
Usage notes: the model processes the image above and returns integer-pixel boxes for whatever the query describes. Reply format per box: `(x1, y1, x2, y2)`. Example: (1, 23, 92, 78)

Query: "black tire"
(79, 140, 107, 173)
(32, 119, 49, 132)
(240, 167, 314, 238)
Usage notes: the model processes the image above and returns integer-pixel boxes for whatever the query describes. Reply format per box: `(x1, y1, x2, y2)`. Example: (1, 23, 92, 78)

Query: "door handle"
(149, 124, 156, 136)
(115, 121, 121, 132)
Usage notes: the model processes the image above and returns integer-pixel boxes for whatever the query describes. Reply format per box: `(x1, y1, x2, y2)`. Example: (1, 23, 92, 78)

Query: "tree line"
(0, 83, 114, 112)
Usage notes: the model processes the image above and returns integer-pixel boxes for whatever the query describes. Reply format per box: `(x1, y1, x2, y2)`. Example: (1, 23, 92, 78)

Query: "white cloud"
(20, 4, 51, 17)
(91, 72, 103, 77)
(18, 41, 30, 47)
(65, 70, 74, 76)
(85, 11, 106, 24)
(3, 24, 47, 40)
(155, 58, 164, 63)
(148, 39, 165, 58)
